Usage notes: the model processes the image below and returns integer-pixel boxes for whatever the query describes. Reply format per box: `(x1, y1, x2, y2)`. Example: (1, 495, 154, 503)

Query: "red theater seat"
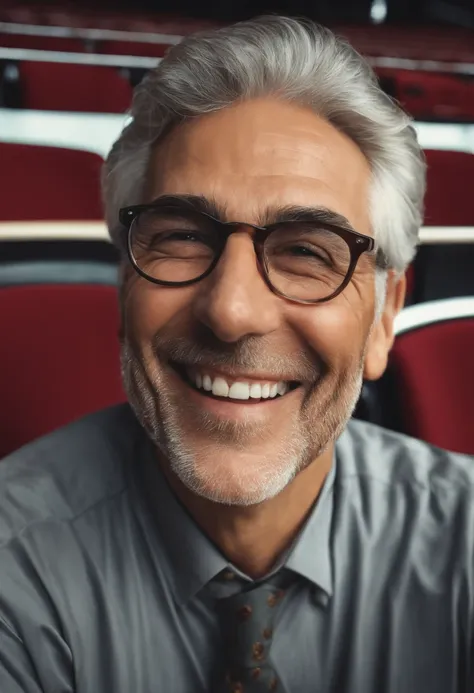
(390, 297, 474, 455)
(0, 33, 85, 52)
(0, 142, 104, 221)
(96, 39, 169, 57)
(424, 149, 474, 226)
(0, 282, 125, 459)
(19, 60, 132, 112)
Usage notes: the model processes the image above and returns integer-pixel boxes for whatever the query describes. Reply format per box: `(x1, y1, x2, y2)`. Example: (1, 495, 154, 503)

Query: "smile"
(169, 361, 301, 403)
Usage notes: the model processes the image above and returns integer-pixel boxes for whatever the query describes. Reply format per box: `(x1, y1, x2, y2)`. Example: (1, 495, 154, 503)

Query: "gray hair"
(103, 15, 426, 276)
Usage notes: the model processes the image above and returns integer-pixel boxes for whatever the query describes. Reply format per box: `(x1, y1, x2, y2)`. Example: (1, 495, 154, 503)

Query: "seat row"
(0, 281, 472, 459)
(2, 141, 474, 226)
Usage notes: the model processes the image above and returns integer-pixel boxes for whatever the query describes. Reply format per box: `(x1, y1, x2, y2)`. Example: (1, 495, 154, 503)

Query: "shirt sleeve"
(0, 616, 74, 693)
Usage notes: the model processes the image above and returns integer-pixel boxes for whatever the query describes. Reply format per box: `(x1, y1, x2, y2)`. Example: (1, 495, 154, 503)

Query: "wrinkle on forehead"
(146, 98, 372, 235)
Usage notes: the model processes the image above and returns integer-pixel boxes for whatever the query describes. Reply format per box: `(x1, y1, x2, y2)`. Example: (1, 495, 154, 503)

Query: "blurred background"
(0, 0, 473, 459)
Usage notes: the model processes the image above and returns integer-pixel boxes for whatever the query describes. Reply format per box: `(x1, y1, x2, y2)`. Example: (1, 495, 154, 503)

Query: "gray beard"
(120, 340, 364, 506)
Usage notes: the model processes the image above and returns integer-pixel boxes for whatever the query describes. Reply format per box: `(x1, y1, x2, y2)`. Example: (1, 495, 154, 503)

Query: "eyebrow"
(149, 194, 357, 233)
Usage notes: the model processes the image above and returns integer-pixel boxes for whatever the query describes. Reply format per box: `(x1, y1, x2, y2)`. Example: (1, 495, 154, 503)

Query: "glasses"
(119, 197, 376, 305)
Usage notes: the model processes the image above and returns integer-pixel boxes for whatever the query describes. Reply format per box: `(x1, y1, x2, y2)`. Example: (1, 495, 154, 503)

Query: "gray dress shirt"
(1, 403, 474, 693)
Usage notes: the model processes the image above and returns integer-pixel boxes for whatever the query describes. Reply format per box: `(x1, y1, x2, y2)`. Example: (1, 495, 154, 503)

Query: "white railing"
(2, 22, 474, 75)
(0, 46, 159, 69)
(0, 21, 183, 45)
(395, 297, 474, 334)
(0, 221, 473, 245)
(2, 109, 474, 159)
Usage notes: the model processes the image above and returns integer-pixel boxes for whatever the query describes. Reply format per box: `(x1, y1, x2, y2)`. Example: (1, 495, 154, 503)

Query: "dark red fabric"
(424, 149, 474, 226)
(390, 318, 474, 455)
(0, 142, 104, 221)
(0, 283, 126, 459)
(377, 69, 474, 121)
(0, 33, 85, 51)
(95, 39, 169, 57)
(19, 60, 132, 112)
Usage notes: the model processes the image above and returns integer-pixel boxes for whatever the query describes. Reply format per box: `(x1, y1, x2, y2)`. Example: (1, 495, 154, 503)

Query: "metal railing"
(0, 221, 473, 244)
(2, 22, 474, 75)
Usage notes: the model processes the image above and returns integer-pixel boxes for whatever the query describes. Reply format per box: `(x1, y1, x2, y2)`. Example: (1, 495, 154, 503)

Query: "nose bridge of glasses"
(217, 220, 271, 252)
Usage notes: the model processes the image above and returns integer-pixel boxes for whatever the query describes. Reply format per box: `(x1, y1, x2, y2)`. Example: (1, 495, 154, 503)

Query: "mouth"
(169, 360, 301, 404)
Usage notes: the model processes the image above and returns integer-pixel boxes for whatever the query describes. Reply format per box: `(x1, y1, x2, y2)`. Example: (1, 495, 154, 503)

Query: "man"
(1, 16, 473, 693)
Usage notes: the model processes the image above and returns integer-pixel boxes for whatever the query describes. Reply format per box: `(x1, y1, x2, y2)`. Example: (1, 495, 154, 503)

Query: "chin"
(166, 441, 303, 507)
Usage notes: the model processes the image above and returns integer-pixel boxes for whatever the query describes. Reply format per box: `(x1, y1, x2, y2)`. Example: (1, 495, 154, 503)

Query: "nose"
(193, 232, 282, 343)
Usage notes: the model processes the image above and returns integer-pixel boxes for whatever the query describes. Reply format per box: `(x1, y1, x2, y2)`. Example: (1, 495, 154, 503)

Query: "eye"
(277, 242, 331, 264)
(163, 231, 204, 242)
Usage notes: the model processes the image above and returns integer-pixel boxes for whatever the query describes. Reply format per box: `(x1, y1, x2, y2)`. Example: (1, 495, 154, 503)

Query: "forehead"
(146, 98, 372, 234)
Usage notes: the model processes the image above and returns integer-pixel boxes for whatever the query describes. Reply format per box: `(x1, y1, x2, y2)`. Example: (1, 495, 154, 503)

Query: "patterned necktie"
(214, 577, 289, 692)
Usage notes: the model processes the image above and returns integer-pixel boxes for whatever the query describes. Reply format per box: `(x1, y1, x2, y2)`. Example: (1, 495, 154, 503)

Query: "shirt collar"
(284, 459, 335, 598)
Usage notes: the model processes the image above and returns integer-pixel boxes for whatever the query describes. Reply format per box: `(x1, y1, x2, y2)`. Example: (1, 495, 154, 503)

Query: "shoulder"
(0, 403, 141, 546)
(339, 419, 474, 495)
(336, 420, 474, 566)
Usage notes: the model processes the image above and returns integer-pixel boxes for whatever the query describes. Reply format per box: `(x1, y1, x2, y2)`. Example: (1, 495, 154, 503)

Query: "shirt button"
(252, 642, 265, 661)
(269, 677, 278, 691)
(230, 682, 243, 693)
(222, 570, 236, 581)
(262, 627, 273, 639)
(267, 590, 285, 607)
(238, 605, 253, 622)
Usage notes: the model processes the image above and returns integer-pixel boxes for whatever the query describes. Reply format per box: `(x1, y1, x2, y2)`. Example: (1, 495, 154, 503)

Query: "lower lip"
(166, 365, 300, 421)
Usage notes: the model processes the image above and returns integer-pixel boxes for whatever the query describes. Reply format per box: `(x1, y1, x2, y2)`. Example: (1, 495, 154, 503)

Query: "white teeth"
(212, 377, 229, 397)
(249, 383, 262, 399)
(228, 382, 250, 400)
(187, 368, 292, 400)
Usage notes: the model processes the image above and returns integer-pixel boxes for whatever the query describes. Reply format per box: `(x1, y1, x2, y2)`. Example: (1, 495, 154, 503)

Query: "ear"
(363, 272, 406, 381)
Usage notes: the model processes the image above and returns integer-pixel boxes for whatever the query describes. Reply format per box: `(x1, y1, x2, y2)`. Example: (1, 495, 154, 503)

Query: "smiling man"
(1, 16, 474, 693)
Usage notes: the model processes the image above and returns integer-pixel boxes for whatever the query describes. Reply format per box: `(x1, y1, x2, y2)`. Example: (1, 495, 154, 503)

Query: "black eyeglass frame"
(119, 202, 376, 305)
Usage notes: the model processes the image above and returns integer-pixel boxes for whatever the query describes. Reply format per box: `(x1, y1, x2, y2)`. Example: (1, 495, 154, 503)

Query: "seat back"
(424, 149, 474, 226)
(389, 298, 474, 455)
(18, 60, 132, 112)
(0, 283, 126, 459)
(0, 143, 104, 221)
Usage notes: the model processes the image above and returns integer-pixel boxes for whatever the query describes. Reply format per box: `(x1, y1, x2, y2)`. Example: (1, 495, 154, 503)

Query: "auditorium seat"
(96, 39, 170, 57)
(410, 149, 474, 303)
(424, 149, 474, 226)
(394, 71, 474, 122)
(18, 60, 133, 112)
(386, 297, 474, 455)
(0, 33, 85, 52)
(0, 143, 104, 221)
(0, 282, 125, 459)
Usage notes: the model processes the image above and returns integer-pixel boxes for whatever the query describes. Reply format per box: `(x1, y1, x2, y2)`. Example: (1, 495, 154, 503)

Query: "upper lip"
(171, 360, 301, 384)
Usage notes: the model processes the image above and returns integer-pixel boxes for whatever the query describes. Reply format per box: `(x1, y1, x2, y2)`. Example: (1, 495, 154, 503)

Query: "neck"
(162, 448, 333, 579)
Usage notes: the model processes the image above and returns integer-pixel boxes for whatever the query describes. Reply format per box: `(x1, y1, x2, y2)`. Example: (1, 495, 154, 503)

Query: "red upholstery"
(0, 143, 104, 221)
(96, 39, 170, 57)
(19, 60, 132, 112)
(377, 69, 474, 121)
(424, 150, 474, 226)
(0, 283, 126, 459)
(0, 33, 85, 51)
(390, 317, 474, 455)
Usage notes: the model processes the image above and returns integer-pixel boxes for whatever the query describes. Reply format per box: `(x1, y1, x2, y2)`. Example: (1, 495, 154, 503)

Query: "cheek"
(122, 280, 196, 343)
(289, 302, 369, 369)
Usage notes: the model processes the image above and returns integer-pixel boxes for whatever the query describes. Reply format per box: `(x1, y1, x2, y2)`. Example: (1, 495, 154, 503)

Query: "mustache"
(150, 332, 321, 383)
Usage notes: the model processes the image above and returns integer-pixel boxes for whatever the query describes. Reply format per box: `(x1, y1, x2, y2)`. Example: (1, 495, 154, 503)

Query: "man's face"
(121, 98, 392, 506)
